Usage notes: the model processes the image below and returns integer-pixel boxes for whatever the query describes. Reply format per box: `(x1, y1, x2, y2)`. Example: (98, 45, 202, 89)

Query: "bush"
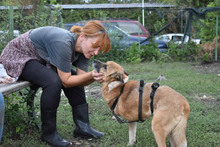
(4, 90, 38, 139)
(198, 36, 220, 63)
(125, 43, 142, 63)
(141, 45, 161, 62)
(95, 48, 128, 63)
(95, 41, 164, 64)
(168, 42, 199, 61)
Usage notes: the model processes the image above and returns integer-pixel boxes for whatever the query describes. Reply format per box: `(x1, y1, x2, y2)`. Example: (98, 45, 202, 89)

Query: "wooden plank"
(0, 81, 32, 96)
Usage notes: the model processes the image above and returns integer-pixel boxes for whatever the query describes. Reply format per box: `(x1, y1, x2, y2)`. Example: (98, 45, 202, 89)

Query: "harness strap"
(110, 80, 146, 124)
(111, 85, 128, 124)
(138, 80, 145, 122)
(150, 83, 160, 114)
(111, 86, 124, 111)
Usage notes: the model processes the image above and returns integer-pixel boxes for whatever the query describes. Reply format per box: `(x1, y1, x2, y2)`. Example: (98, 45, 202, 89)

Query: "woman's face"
(80, 35, 100, 59)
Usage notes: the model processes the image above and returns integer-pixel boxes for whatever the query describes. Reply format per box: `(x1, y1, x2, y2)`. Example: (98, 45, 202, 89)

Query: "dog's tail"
(183, 101, 190, 120)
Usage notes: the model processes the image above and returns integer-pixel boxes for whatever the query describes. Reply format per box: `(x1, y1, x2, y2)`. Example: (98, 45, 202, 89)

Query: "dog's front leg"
(127, 122, 137, 146)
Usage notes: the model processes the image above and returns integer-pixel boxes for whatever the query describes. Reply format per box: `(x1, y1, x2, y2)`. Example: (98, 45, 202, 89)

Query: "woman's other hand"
(91, 70, 104, 83)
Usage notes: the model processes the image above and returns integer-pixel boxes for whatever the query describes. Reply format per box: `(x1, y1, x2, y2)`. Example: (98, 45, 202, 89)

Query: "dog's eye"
(104, 65, 107, 70)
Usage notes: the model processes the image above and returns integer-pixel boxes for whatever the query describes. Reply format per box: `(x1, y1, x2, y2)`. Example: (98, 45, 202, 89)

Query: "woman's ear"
(79, 32, 86, 41)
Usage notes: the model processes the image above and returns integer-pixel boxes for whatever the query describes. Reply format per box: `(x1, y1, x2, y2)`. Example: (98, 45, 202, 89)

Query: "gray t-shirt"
(29, 26, 89, 72)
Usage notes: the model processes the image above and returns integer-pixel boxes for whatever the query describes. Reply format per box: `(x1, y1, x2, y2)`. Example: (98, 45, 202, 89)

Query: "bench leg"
(0, 92, 5, 144)
(26, 86, 41, 130)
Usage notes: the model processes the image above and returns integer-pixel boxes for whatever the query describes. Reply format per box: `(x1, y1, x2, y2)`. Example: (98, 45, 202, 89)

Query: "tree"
(200, 1, 220, 42)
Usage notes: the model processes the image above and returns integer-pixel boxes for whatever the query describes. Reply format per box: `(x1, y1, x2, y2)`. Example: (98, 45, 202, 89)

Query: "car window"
(172, 36, 183, 42)
(172, 35, 188, 42)
(105, 26, 126, 37)
(104, 26, 131, 49)
(105, 26, 117, 35)
(163, 36, 170, 42)
(116, 22, 145, 35)
(157, 36, 170, 42)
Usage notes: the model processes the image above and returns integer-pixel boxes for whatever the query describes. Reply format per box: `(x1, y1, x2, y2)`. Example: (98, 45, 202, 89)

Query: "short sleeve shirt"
(29, 26, 89, 72)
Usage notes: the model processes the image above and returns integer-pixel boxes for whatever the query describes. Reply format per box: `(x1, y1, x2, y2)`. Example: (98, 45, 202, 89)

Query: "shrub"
(168, 42, 199, 61)
(140, 40, 162, 62)
(4, 90, 38, 139)
(125, 43, 142, 63)
(95, 47, 128, 63)
(198, 36, 220, 63)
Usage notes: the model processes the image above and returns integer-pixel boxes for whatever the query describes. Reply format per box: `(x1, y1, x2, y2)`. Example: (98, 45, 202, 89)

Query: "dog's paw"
(111, 115, 116, 120)
(127, 140, 137, 146)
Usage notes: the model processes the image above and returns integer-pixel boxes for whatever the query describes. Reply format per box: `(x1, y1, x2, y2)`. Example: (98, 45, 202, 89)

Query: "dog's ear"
(110, 72, 124, 83)
(124, 70, 129, 76)
(103, 64, 107, 70)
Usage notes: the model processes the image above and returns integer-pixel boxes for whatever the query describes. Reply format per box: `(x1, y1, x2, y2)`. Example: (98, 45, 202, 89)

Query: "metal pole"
(9, 6, 14, 41)
(215, 16, 218, 61)
(142, 0, 144, 26)
(138, 17, 141, 51)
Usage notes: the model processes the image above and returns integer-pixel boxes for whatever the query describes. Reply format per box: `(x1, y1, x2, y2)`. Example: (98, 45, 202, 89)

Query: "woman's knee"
(44, 76, 62, 89)
(40, 77, 62, 110)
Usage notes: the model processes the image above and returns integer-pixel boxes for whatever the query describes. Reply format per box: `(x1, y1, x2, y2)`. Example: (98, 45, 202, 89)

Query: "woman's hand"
(91, 70, 104, 83)
(57, 68, 104, 87)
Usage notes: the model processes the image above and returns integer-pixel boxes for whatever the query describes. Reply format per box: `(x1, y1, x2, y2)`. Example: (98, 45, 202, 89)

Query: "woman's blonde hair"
(70, 20, 111, 53)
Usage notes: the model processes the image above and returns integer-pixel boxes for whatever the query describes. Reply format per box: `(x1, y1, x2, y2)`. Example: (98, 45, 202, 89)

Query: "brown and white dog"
(93, 59, 190, 147)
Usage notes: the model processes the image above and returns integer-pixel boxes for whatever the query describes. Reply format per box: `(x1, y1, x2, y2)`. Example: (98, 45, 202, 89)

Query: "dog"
(92, 59, 190, 147)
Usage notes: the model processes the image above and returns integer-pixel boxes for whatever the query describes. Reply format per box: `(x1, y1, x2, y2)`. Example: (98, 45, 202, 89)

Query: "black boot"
(41, 110, 70, 147)
(72, 103, 104, 139)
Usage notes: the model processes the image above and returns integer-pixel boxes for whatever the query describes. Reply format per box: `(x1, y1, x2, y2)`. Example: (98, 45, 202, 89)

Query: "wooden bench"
(0, 81, 41, 129)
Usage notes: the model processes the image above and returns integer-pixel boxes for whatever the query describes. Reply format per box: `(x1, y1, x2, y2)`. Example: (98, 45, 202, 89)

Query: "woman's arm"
(57, 68, 104, 88)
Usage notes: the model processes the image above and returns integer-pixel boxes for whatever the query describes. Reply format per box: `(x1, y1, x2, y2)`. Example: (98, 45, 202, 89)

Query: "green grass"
(1, 62, 220, 147)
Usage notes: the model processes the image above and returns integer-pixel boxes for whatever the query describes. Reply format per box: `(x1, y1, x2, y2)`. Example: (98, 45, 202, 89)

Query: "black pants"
(19, 60, 86, 111)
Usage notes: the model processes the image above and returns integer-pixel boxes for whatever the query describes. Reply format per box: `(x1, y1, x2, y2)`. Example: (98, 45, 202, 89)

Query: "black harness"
(111, 80, 159, 124)
(150, 82, 160, 114)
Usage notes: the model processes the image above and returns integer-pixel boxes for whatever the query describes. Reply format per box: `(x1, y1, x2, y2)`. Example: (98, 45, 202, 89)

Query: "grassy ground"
(1, 62, 220, 147)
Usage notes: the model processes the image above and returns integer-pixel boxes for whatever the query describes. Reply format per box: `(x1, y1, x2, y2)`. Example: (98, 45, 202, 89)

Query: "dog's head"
(92, 59, 129, 83)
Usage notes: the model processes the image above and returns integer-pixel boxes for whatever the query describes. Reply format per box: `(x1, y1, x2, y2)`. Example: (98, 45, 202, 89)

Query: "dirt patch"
(192, 61, 220, 74)
(194, 94, 220, 105)
(85, 86, 102, 98)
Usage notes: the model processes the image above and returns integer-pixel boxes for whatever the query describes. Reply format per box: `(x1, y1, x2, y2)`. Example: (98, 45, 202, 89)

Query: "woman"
(0, 20, 111, 147)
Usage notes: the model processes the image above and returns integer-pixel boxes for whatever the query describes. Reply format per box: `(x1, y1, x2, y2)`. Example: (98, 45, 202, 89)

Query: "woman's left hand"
(91, 70, 104, 83)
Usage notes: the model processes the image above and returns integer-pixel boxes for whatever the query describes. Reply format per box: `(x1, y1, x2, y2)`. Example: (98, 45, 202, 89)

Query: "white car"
(155, 33, 201, 45)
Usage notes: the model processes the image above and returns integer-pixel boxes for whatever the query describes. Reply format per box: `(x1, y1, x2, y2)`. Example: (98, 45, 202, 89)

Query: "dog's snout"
(92, 59, 101, 73)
